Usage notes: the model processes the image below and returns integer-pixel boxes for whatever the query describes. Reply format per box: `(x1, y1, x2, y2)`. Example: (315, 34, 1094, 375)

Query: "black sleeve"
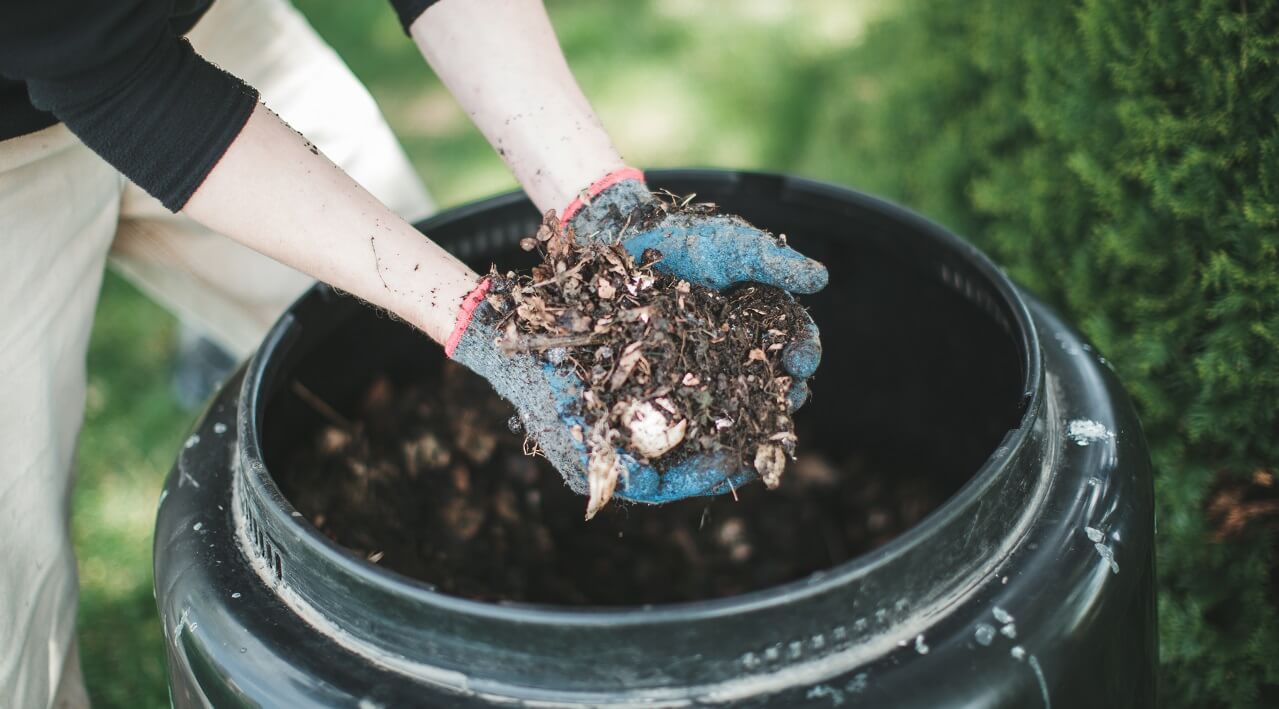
(0, 1, 259, 211)
(388, 0, 444, 34)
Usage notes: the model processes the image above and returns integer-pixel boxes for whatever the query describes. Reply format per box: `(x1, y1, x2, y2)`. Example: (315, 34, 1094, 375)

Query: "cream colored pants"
(0, 0, 433, 705)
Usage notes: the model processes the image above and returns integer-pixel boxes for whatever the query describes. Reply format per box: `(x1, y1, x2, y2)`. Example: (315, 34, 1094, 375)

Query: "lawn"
(72, 2, 879, 705)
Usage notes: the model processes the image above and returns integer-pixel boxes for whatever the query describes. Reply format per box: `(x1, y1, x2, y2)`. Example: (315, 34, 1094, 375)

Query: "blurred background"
(75, 0, 1277, 706)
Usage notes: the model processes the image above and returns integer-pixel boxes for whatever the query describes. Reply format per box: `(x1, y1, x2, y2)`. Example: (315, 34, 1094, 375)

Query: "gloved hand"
(562, 168, 826, 412)
(447, 279, 758, 512)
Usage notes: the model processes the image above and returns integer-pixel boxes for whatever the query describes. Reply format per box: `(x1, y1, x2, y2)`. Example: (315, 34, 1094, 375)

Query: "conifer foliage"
(801, 1, 1279, 704)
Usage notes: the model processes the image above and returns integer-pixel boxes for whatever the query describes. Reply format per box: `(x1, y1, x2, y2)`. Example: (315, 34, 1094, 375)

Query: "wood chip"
(585, 425, 623, 520)
(617, 399, 687, 459)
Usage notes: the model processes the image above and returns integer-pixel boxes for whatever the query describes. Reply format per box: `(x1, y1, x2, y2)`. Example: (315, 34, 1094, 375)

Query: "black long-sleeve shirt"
(0, 0, 440, 211)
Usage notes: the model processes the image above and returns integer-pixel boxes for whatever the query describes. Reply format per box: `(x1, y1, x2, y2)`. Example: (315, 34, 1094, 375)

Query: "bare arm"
(183, 103, 480, 344)
(409, 0, 624, 213)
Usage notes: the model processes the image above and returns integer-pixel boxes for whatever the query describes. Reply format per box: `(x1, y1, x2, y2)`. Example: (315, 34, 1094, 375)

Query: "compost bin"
(154, 170, 1155, 707)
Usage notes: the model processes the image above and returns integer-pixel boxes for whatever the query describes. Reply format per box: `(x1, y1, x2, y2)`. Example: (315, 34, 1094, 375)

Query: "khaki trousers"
(0, 0, 433, 705)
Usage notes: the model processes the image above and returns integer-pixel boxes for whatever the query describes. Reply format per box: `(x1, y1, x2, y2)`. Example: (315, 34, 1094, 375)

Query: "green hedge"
(795, 1, 1278, 705)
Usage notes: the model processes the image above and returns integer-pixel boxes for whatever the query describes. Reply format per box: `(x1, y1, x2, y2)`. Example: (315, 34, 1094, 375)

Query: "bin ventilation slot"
(239, 490, 285, 582)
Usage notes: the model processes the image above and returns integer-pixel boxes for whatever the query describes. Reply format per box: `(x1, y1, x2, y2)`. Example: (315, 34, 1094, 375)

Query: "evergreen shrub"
(795, 1, 1279, 705)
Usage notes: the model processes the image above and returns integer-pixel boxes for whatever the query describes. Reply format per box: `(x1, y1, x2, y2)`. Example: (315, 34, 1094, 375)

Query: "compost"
(280, 365, 945, 605)
(486, 206, 806, 517)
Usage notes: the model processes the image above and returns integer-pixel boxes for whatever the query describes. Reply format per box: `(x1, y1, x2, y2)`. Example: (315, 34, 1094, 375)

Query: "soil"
(485, 207, 807, 517)
(279, 365, 947, 606)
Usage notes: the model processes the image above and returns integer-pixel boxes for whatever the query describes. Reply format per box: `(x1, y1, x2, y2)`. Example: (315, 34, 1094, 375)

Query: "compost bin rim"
(236, 169, 1046, 625)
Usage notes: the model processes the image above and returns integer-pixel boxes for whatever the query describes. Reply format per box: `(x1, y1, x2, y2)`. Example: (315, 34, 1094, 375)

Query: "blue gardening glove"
(448, 279, 758, 515)
(563, 168, 825, 412)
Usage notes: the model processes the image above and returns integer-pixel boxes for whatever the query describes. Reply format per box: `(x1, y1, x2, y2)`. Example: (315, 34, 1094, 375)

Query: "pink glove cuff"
(445, 278, 492, 358)
(560, 166, 646, 222)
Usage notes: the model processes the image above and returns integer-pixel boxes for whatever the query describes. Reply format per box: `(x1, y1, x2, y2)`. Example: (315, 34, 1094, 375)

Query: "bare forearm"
(410, 0, 624, 212)
(182, 103, 479, 344)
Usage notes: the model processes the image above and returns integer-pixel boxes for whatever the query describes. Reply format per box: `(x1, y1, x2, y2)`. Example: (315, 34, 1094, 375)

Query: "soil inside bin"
(279, 362, 947, 606)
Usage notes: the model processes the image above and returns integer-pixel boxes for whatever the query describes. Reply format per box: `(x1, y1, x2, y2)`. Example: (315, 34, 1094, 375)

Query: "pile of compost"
(485, 208, 807, 517)
(280, 366, 946, 605)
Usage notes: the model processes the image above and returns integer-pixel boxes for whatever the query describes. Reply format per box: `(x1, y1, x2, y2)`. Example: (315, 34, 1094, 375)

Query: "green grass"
(73, 2, 877, 704)
(75, 274, 184, 708)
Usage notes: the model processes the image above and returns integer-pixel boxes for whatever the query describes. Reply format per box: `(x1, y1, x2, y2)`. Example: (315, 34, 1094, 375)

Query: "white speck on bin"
(806, 685, 845, 705)
(1094, 542, 1120, 574)
(1067, 419, 1114, 446)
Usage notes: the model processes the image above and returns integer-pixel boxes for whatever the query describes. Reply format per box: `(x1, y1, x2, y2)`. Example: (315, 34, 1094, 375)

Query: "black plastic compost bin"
(154, 170, 1156, 707)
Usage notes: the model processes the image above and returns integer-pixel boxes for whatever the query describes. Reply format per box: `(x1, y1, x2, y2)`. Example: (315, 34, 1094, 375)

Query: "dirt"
(484, 206, 807, 517)
(279, 365, 946, 606)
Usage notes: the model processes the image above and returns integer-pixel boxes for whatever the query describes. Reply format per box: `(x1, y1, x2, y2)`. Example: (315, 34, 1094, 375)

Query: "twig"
(529, 259, 590, 289)
(292, 380, 356, 431)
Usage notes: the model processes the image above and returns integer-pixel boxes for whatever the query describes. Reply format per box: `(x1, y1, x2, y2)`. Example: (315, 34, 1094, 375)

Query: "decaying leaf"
(601, 246, 630, 276)
(609, 342, 646, 391)
(620, 306, 654, 323)
(516, 294, 555, 330)
(560, 309, 592, 333)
